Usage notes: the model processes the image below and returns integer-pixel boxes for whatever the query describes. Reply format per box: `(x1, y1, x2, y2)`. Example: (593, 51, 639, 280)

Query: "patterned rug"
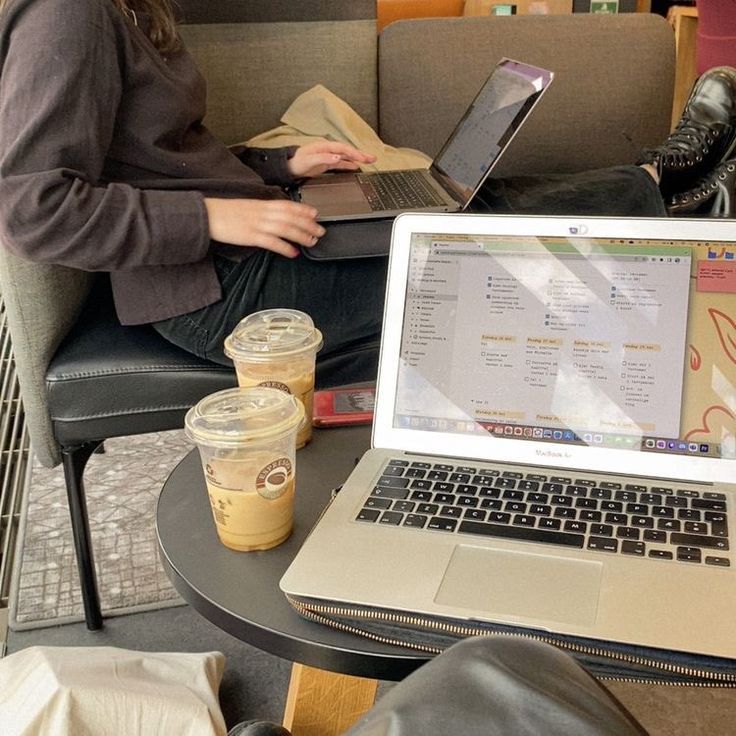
(9, 430, 194, 630)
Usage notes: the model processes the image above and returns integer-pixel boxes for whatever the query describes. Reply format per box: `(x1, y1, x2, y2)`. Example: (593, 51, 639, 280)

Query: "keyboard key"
(356, 508, 380, 522)
(403, 514, 428, 528)
(488, 511, 511, 524)
(449, 472, 471, 484)
(502, 471, 524, 479)
(538, 517, 562, 530)
(588, 536, 619, 552)
(615, 491, 638, 502)
(590, 523, 614, 536)
(678, 509, 702, 521)
(404, 468, 427, 478)
(432, 481, 453, 492)
(684, 521, 708, 534)
(518, 480, 540, 492)
(502, 490, 525, 501)
(622, 540, 646, 556)
(428, 517, 458, 532)
(705, 556, 731, 567)
(410, 490, 433, 502)
(640, 493, 663, 505)
(427, 470, 448, 481)
(590, 488, 612, 500)
(416, 503, 439, 515)
(605, 513, 628, 525)
(456, 496, 479, 508)
(601, 501, 623, 512)
(651, 506, 674, 518)
(393, 500, 415, 513)
(630, 516, 654, 529)
(626, 503, 648, 515)
(458, 520, 584, 548)
(365, 497, 392, 509)
(551, 495, 572, 507)
(575, 498, 598, 510)
(377, 476, 410, 488)
(410, 479, 432, 491)
(434, 493, 455, 505)
(495, 477, 517, 489)
(505, 501, 527, 513)
(551, 476, 572, 484)
(644, 529, 667, 542)
(704, 492, 727, 500)
(543, 482, 564, 494)
(665, 496, 688, 508)
(677, 546, 702, 563)
(388, 459, 409, 467)
(528, 493, 549, 504)
(566, 485, 588, 497)
(670, 533, 729, 550)
(456, 484, 478, 495)
(692, 499, 727, 511)
(372, 486, 409, 500)
(579, 510, 602, 522)
(616, 526, 641, 540)
(513, 514, 536, 527)
(379, 511, 404, 525)
(456, 465, 477, 474)
(464, 509, 486, 521)
(564, 520, 588, 534)
(529, 504, 552, 516)
(600, 481, 622, 490)
(480, 498, 502, 511)
(382, 465, 405, 477)
(677, 489, 700, 498)
(553, 507, 576, 519)
(575, 479, 597, 487)
(649, 550, 674, 560)
(440, 505, 462, 518)
(657, 518, 681, 532)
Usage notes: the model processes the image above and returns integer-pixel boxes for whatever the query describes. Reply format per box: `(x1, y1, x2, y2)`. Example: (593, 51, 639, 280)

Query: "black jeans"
(152, 165, 666, 385)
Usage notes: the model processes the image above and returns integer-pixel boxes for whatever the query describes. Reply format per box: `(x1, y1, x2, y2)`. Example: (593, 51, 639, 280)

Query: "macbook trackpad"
(435, 546, 601, 626)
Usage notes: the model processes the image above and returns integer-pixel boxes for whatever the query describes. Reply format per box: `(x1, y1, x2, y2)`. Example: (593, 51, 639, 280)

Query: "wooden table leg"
(282, 663, 379, 736)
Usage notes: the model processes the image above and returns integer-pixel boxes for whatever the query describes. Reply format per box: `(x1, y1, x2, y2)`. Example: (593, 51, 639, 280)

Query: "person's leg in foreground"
(230, 636, 646, 736)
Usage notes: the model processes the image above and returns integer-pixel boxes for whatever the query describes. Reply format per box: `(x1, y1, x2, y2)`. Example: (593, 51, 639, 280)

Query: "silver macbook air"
(297, 59, 553, 221)
(281, 212, 736, 660)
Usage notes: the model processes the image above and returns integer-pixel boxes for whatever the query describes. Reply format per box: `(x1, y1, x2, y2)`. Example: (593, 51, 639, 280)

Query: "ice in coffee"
(224, 310, 323, 448)
(184, 387, 304, 551)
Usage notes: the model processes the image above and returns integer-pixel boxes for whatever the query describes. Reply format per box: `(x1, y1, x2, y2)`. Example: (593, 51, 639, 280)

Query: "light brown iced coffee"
(185, 387, 304, 551)
(224, 310, 323, 448)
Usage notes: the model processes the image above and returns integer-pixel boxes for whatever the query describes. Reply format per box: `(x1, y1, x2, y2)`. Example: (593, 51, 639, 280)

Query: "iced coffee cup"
(184, 387, 304, 552)
(224, 309, 323, 448)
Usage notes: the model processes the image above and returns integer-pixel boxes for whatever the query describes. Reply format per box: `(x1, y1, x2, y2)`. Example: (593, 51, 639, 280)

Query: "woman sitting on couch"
(0, 0, 734, 382)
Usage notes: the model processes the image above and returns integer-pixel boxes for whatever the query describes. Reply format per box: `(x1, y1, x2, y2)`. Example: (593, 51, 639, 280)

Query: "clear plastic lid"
(223, 309, 323, 362)
(184, 387, 305, 447)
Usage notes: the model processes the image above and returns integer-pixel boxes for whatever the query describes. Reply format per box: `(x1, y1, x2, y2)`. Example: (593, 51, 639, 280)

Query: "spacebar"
(458, 521, 585, 548)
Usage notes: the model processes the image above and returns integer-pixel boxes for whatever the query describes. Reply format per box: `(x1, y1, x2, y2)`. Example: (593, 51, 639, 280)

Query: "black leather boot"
(668, 158, 736, 217)
(638, 66, 736, 195)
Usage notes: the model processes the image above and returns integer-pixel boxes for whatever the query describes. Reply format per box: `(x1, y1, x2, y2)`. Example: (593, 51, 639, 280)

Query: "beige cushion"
(0, 646, 227, 736)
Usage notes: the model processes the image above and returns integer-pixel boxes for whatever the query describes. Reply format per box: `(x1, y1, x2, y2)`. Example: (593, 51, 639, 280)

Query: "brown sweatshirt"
(0, 0, 296, 324)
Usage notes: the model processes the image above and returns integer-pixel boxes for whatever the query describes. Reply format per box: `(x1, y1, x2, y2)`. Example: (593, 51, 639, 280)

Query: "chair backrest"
(177, 0, 378, 145)
(378, 13, 675, 174)
(0, 248, 93, 467)
(0, 0, 379, 468)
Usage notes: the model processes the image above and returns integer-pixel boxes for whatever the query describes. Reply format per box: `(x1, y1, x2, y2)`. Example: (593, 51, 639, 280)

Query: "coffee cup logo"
(258, 380, 291, 394)
(256, 458, 293, 499)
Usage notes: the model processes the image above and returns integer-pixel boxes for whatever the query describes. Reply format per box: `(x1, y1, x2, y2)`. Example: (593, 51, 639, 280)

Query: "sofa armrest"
(379, 13, 675, 174)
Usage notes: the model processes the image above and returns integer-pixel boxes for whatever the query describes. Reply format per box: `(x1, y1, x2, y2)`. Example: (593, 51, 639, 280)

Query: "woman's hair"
(0, 0, 180, 54)
(112, 0, 180, 54)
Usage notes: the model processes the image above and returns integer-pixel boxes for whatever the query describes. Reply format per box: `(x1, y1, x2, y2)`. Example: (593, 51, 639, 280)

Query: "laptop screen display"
(430, 59, 553, 206)
(393, 232, 736, 465)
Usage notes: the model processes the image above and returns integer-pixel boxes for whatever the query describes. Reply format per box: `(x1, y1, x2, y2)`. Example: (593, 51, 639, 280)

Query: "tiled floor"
(10, 431, 191, 629)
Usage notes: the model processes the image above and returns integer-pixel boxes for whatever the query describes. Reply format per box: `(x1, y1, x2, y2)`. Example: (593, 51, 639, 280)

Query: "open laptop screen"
(382, 223, 735, 483)
(430, 59, 553, 206)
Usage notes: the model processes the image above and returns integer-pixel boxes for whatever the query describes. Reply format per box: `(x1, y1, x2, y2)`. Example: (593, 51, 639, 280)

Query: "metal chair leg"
(61, 440, 104, 630)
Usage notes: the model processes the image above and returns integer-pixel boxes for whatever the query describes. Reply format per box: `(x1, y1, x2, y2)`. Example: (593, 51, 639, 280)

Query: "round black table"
(156, 425, 431, 683)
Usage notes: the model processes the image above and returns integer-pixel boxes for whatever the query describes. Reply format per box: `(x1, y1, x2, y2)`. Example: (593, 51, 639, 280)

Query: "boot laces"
(671, 161, 736, 204)
(648, 118, 729, 170)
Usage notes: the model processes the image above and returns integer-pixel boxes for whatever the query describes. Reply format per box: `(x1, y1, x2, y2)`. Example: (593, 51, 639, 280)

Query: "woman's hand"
(204, 198, 325, 258)
(287, 140, 376, 179)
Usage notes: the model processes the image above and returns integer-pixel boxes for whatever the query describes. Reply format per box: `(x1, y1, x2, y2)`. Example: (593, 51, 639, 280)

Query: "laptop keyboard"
(355, 459, 731, 566)
(356, 170, 448, 211)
